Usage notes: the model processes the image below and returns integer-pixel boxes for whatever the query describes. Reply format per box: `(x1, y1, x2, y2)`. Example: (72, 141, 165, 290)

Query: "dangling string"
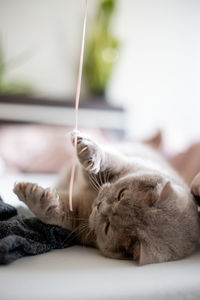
(69, 0, 88, 211)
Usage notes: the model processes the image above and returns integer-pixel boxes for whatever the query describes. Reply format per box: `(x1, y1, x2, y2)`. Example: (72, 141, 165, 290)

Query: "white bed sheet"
(0, 174, 200, 300)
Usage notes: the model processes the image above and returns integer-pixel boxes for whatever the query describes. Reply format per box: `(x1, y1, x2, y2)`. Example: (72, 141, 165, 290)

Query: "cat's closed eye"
(118, 189, 127, 201)
(104, 222, 110, 235)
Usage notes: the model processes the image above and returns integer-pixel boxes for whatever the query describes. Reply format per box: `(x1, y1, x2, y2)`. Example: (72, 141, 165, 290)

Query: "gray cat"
(14, 130, 200, 265)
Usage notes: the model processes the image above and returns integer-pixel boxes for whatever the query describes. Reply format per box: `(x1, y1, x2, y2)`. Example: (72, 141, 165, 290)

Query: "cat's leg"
(71, 130, 128, 179)
(13, 182, 69, 227)
(71, 130, 102, 174)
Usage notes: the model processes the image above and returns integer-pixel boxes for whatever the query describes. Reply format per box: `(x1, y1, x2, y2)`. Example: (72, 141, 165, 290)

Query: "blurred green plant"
(84, 0, 120, 97)
(0, 39, 34, 95)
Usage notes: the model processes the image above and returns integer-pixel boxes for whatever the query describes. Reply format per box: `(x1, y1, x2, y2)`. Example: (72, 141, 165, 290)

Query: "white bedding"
(0, 174, 200, 300)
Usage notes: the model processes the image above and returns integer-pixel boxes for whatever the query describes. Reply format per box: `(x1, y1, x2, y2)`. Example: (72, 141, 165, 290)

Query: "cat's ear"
(191, 172, 200, 206)
(159, 181, 174, 203)
(146, 181, 174, 207)
(133, 241, 157, 265)
(160, 181, 189, 212)
(138, 242, 159, 265)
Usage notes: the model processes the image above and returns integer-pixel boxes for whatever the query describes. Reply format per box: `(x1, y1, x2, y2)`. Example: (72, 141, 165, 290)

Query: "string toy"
(69, 0, 88, 211)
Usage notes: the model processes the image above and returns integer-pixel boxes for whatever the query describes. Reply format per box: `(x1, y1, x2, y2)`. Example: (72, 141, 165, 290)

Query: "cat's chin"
(99, 246, 126, 260)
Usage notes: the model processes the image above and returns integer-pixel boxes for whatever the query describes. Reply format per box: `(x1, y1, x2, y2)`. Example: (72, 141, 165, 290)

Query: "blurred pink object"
(0, 125, 111, 174)
(1, 125, 200, 186)
(0, 125, 71, 173)
(170, 142, 200, 185)
(144, 131, 200, 185)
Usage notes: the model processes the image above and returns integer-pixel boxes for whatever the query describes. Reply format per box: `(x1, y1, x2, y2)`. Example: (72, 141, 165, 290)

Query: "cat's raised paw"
(71, 130, 83, 145)
(70, 130, 101, 174)
(13, 182, 59, 216)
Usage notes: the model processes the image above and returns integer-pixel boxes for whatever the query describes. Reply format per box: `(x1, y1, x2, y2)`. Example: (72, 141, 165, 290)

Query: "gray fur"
(14, 130, 200, 265)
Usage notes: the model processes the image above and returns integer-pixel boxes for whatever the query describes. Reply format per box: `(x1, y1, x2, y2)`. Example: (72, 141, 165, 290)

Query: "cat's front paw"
(71, 130, 101, 174)
(13, 182, 59, 216)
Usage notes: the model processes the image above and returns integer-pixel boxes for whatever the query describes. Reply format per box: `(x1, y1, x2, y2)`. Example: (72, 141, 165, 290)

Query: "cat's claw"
(71, 130, 82, 145)
(13, 182, 59, 216)
(71, 130, 101, 174)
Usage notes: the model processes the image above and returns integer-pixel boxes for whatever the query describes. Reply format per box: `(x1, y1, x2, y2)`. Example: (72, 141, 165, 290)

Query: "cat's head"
(89, 174, 199, 265)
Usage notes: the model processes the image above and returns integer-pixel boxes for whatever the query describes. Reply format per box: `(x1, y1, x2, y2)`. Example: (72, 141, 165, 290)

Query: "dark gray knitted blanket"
(0, 196, 77, 265)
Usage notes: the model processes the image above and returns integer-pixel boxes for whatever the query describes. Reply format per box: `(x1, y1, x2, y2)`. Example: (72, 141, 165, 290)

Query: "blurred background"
(0, 0, 200, 185)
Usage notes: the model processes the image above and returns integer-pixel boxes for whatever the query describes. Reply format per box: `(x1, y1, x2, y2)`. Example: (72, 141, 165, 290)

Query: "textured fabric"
(0, 196, 77, 264)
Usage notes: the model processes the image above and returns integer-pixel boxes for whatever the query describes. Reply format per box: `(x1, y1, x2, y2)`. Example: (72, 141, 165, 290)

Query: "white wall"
(108, 0, 200, 150)
(0, 0, 97, 97)
(1, 0, 200, 150)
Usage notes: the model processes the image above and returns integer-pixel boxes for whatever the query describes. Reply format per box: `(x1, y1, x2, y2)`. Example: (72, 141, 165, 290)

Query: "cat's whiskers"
(91, 178, 100, 191)
(64, 223, 90, 246)
(106, 170, 109, 183)
(101, 171, 105, 185)
(85, 226, 95, 241)
(67, 216, 88, 221)
(94, 174, 103, 190)
(102, 170, 106, 184)
(108, 171, 111, 183)
(98, 172, 103, 186)
(61, 225, 80, 245)
(89, 175, 99, 192)
(64, 213, 88, 227)
(88, 175, 97, 190)
(77, 222, 96, 246)
(103, 169, 110, 184)
(104, 169, 110, 184)
(76, 222, 91, 240)
(66, 221, 88, 237)
(91, 174, 101, 189)
(90, 174, 102, 191)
